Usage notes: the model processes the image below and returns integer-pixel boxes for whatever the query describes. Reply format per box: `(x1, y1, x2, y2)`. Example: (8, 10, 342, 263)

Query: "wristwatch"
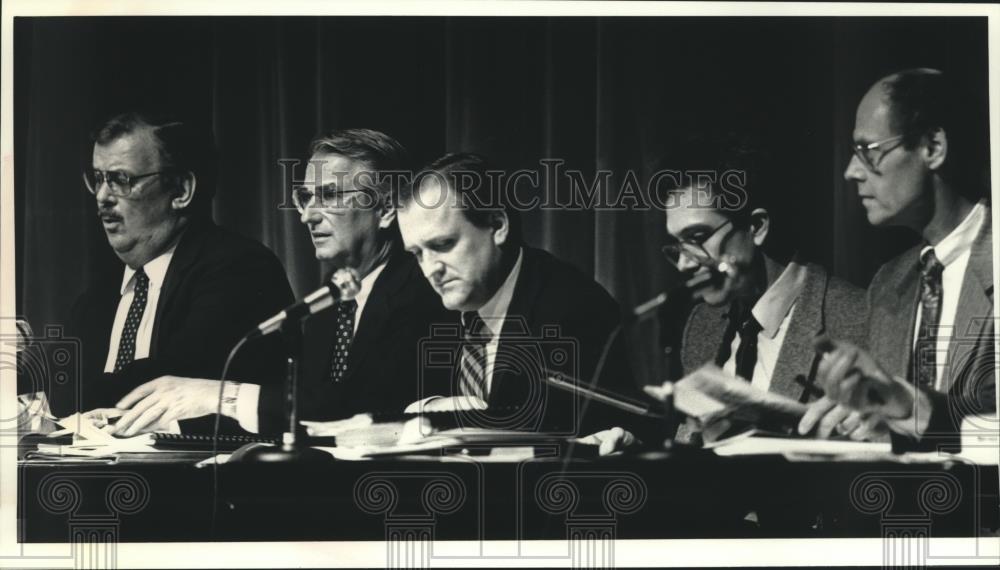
(221, 382, 241, 419)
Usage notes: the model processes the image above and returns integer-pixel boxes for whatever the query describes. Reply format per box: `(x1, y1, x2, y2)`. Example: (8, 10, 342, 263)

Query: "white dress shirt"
(911, 201, 986, 391)
(404, 248, 524, 413)
(465, 248, 524, 398)
(721, 261, 808, 392)
(235, 261, 388, 433)
(103, 243, 179, 372)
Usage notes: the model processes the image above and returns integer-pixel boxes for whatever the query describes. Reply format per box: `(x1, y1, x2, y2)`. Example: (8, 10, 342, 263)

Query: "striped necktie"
(459, 311, 491, 402)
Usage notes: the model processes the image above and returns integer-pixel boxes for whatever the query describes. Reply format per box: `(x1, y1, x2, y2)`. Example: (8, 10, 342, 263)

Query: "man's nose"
(95, 180, 116, 206)
(421, 256, 444, 280)
(676, 251, 701, 273)
(299, 204, 319, 226)
(844, 153, 867, 182)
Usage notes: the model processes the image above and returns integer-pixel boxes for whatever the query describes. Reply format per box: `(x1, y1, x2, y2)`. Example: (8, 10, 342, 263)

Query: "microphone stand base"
(229, 442, 334, 463)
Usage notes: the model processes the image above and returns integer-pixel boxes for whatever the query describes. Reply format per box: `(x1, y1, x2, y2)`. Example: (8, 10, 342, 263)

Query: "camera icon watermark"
(417, 318, 580, 434)
(909, 316, 997, 453)
(0, 318, 81, 440)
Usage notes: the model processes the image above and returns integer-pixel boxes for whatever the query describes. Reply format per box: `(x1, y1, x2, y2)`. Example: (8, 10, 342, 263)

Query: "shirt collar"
(750, 260, 808, 339)
(922, 200, 987, 267)
(467, 247, 524, 337)
(355, 260, 388, 308)
(119, 238, 182, 295)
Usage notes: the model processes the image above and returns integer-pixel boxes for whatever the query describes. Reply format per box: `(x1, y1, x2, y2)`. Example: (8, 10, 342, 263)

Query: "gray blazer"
(681, 261, 868, 401)
(677, 261, 867, 442)
(867, 208, 995, 449)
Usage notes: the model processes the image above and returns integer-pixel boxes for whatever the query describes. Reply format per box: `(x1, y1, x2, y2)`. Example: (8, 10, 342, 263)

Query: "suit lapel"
(873, 250, 921, 379)
(769, 264, 824, 400)
(680, 303, 728, 374)
(149, 220, 211, 356)
(341, 249, 411, 385)
(489, 248, 539, 406)
(943, 213, 994, 392)
(302, 308, 339, 385)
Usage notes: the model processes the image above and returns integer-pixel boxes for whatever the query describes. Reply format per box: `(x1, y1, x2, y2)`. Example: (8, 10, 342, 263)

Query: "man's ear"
(171, 172, 197, 211)
(924, 127, 948, 171)
(749, 208, 770, 247)
(490, 210, 510, 247)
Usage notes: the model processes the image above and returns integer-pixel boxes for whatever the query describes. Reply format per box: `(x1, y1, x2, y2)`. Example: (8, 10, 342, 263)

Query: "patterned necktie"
(459, 311, 491, 402)
(114, 269, 149, 372)
(734, 314, 763, 383)
(329, 299, 358, 383)
(914, 248, 944, 388)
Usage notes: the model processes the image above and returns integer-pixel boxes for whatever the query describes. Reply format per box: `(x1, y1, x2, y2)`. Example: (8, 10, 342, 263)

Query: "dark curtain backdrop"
(14, 17, 989, 386)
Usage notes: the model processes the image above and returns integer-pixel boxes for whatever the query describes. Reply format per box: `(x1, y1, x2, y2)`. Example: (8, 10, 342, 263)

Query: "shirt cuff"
(236, 383, 261, 434)
(404, 396, 443, 414)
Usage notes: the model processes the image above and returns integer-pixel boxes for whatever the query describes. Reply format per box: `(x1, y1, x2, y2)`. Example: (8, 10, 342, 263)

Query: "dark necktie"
(714, 300, 761, 383)
(329, 299, 358, 383)
(914, 248, 944, 389)
(734, 314, 763, 383)
(114, 269, 149, 372)
(459, 311, 491, 402)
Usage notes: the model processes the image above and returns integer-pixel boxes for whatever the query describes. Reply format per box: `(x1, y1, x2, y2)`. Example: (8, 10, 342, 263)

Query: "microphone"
(254, 268, 362, 337)
(631, 255, 742, 322)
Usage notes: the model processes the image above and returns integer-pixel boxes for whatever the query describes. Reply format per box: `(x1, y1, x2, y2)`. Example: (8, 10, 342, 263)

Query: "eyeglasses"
(292, 184, 374, 213)
(851, 134, 907, 172)
(661, 218, 734, 267)
(83, 168, 174, 197)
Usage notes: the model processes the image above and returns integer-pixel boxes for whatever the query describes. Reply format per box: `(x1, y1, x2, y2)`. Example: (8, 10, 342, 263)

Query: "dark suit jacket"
(50, 217, 295, 425)
(459, 246, 641, 436)
(256, 247, 457, 434)
(867, 209, 995, 450)
(678, 261, 867, 440)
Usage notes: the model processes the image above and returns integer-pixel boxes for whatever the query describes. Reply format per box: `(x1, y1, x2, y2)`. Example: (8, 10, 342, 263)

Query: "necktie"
(914, 248, 944, 389)
(459, 311, 491, 402)
(114, 269, 149, 372)
(734, 314, 763, 383)
(328, 299, 358, 383)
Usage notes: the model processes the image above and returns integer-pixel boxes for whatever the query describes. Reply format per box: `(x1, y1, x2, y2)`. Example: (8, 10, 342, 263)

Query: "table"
(19, 448, 998, 543)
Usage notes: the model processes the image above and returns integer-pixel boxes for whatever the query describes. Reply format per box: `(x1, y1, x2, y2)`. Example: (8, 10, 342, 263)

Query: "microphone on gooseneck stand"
(550, 254, 748, 461)
(253, 268, 362, 337)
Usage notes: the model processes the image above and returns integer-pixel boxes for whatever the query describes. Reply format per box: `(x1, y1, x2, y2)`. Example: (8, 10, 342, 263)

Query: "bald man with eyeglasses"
(798, 69, 994, 451)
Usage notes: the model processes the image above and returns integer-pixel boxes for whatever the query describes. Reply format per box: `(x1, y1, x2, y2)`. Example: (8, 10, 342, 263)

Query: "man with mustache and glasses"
(799, 69, 994, 451)
(111, 129, 454, 436)
(47, 112, 294, 435)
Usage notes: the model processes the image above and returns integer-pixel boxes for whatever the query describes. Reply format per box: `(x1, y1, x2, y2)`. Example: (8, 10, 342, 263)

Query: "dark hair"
(401, 153, 523, 249)
(657, 132, 774, 225)
(880, 68, 988, 199)
(91, 111, 217, 216)
(309, 128, 411, 206)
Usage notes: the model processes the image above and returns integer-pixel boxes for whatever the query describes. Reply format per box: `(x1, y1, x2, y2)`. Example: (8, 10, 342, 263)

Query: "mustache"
(98, 210, 123, 221)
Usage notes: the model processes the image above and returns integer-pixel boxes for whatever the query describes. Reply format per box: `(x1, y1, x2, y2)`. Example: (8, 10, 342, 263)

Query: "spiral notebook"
(30, 432, 278, 458)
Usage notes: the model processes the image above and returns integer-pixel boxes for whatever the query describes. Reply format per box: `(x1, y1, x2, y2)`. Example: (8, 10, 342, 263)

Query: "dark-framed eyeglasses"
(83, 168, 174, 197)
(851, 134, 907, 172)
(292, 184, 375, 213)
(661, 218, 734, 267)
